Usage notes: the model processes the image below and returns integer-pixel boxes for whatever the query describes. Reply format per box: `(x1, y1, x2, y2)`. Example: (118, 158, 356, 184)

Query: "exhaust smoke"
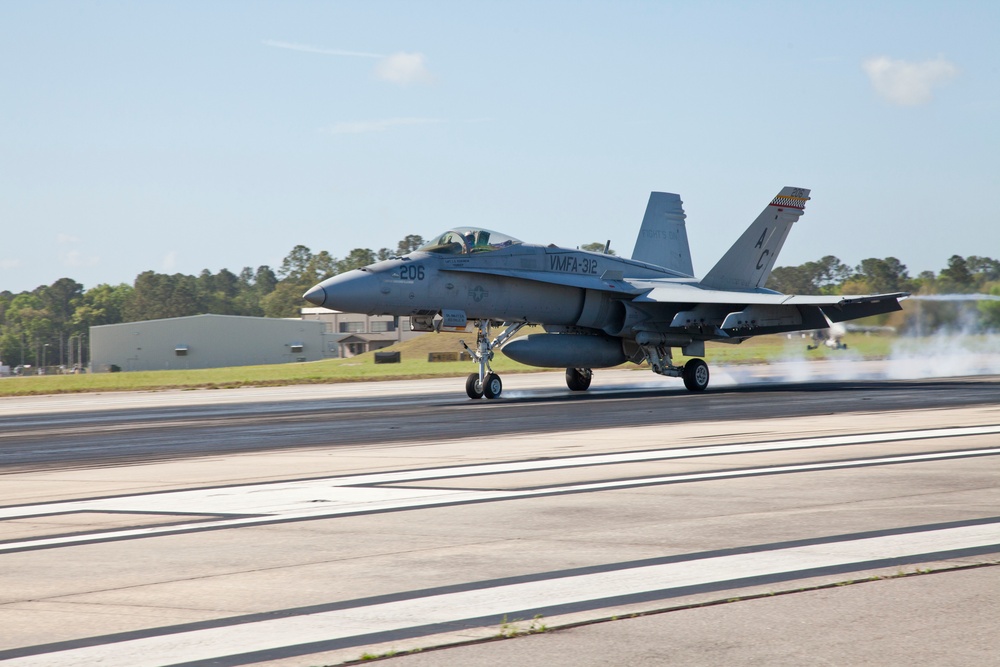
(714, 294, 1000, 386)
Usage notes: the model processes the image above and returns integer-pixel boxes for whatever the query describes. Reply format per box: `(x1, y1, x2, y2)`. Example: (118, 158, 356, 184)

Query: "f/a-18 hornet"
(304, 187, 907, 399)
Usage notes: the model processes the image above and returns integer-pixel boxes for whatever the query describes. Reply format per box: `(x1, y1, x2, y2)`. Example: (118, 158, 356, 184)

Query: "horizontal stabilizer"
(631, 192, 694, 276)
(821, 294, 906, 322)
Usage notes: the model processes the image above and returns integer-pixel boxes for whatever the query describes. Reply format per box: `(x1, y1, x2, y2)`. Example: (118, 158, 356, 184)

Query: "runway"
(1, 366, 999, 665)
(5, 363, 1000, 471)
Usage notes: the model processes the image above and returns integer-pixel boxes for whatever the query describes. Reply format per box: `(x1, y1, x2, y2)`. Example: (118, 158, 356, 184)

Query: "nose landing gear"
(465, 372, 484, 399)
(461, 320, 525, 400)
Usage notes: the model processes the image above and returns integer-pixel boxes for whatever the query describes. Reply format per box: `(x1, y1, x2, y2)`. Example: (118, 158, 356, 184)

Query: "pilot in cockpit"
(416, 228, 521, 256)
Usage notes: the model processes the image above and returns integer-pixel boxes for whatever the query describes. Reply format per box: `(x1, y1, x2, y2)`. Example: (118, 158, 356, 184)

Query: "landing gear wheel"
(465, 373, 484, 399)
(460, 321, 527, 400)
(483, 373, 503, 399)
(565, 367, 592, 391)
(682, 358, 710, 392)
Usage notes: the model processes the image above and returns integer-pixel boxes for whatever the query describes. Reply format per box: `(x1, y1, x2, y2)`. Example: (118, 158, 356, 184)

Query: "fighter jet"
(806, 320, 849, 350)
(304, 187, 907, 399)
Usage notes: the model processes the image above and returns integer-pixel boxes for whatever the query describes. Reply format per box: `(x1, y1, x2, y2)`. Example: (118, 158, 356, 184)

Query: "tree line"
(766, 254, 1000, 296)
(766, 254, 1000, 331)
(0, 235, 425, 369)
(2, 241, 997, 370)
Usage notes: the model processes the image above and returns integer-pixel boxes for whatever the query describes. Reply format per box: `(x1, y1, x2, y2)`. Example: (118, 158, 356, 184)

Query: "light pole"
(68, 333, 86, 372)
(68, 334, 78, 370)
(42, 343, 50, 374)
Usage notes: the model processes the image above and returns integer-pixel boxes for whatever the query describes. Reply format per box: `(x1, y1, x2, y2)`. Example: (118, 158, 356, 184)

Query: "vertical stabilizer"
(631, 192, 693, 276)
(700, 187, 810, 290)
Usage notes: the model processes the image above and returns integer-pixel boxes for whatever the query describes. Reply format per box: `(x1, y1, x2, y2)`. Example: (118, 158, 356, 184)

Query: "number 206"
(401, 265, 425, 281)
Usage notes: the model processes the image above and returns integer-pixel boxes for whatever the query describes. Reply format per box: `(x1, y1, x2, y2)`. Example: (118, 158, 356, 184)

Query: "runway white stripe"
(3, 426, 999, 554)
(5, 522, 998, 667)
(6, 424, 999, 520)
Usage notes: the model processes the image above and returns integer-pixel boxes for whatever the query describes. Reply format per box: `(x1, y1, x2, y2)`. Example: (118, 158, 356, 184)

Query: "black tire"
(565, 367, 593, 391)
(483, 372, 503, 399)
(682, 358, 710, 392)
(465, 373, 484, 399)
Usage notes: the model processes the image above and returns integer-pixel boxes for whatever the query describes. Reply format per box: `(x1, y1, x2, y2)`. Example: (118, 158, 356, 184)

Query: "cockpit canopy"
(416, 227, 522, 255)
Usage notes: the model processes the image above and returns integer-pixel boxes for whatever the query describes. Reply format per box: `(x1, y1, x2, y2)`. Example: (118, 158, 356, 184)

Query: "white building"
(300, 307, 424, 357)
(90, 314, 329, 372)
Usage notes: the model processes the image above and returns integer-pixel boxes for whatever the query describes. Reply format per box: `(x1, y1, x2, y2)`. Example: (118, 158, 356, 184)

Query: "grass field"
(0, 330, 897, 397)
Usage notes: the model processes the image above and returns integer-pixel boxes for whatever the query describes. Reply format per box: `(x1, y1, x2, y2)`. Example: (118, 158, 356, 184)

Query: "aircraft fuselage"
(309, 243, 683, 334)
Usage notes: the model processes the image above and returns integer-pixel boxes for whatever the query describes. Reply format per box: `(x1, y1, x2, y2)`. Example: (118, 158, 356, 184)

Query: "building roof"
(91, 314, 321, 330)
(335, 334, 370, 344)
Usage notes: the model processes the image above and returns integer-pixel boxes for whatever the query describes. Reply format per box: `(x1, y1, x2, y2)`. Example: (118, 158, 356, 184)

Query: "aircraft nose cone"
(311, 270, 383, 313)
(302, 284, 327, 307)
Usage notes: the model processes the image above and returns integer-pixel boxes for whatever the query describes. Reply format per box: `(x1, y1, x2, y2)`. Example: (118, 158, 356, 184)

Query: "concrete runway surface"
(1, 364, 998, 666)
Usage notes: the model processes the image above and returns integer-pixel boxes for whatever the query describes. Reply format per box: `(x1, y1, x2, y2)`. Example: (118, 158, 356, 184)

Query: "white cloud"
(61, 249, 100, 268)
(162, 251, 177, 271)
(862, 56, 959, 106)
(55, 233, 99, 268)
(0, 258, 22, 270)
(327, 117, 444, 135)
(262, 39, 382, 59)
(375, 52, 433, 85)
(264, 40, 433, 87)
(56, 233, 82, 244)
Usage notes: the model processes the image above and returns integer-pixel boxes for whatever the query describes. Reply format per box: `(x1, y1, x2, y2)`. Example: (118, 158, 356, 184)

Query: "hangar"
(90, 314, 329, 372)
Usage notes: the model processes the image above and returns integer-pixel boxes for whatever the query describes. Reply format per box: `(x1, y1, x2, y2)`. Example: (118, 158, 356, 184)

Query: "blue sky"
(3, 1, 998, 293)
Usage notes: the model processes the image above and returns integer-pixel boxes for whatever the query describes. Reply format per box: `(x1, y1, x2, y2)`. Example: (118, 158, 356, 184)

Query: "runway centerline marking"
(2, 425, 999, 554)
(2, 520, 998, 667)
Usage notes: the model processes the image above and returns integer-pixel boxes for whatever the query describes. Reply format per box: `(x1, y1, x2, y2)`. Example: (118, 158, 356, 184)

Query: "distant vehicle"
(305, 187, 907, 399)
(807, 321, 849, 350)
(804, 320, 899, 351)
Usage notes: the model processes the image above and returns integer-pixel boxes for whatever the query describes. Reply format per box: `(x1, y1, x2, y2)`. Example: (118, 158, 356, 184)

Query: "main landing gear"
(681, 358, 709, 392)
(565, 367, 592, 391)
(639, 340, 710, 392)
(461, 320, 526, 400)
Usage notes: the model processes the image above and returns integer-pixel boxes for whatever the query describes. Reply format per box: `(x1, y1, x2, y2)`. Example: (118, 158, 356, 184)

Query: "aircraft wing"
(633, 284, 791, 304)
(634, 284, 906, 306)
(633, 283, 908, 322)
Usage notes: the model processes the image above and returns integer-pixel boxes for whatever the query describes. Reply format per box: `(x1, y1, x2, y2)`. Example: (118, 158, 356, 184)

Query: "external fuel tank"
(501, 333, 626, 368)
